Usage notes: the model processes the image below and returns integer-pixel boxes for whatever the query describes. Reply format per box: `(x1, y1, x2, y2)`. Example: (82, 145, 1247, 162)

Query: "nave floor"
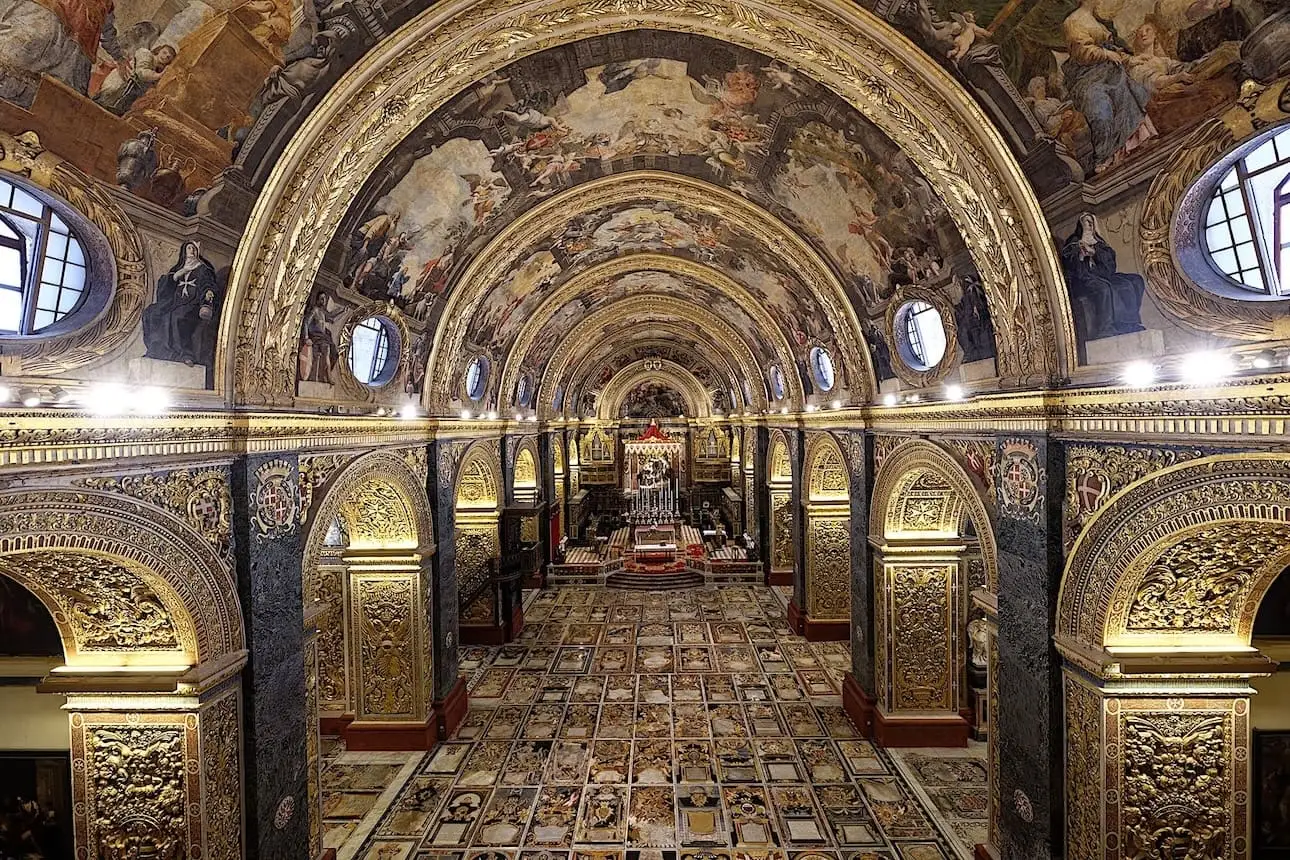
(321, 586, 987, 860)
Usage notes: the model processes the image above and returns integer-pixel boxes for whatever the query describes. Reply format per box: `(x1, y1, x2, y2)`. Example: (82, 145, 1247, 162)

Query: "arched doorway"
(301, 450, 437, 751)
(794, 432, 851, 641)
(866, 439, 998, 749)
(767, 430, 794, 587)
(0, 488, 245, 859)
(456, 442, 504, 644)
(1057, 454, 1290, 860)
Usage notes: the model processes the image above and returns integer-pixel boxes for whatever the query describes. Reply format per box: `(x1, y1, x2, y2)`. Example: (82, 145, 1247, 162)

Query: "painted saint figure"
(1059, 212, 1145, 341)
(142, 241, 222, 366)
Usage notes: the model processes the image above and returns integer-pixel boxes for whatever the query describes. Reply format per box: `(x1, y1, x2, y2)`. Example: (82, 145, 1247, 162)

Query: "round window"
(895, 300, 947, 370)
(1192, 124, 1290, 297)
(769, 365, 785, 400)
(347, 316, 399, 385)
(810, 346, 835, 392)
(465, 355, 489, 402)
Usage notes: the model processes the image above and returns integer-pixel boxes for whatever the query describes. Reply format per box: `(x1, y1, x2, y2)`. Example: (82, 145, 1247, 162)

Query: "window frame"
(0, 178, 93, 336)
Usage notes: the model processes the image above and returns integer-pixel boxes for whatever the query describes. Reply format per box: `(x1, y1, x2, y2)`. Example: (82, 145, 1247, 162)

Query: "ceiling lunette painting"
(221, 0, 1067, 407)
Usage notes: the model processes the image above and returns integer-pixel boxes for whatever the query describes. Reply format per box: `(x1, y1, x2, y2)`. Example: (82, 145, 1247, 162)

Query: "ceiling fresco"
(864, 0, 1286, 180)
(558, 337, 746, 417)
(302, 29, 998, 407)
(619, 381, 690, 419)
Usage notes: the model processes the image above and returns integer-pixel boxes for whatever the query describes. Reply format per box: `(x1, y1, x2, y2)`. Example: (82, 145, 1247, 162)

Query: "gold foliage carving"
(316, 564, 347, 709)
(888, 565, 955, 712)
(456, 527, 498, 604)
(0, 551, 183, 654)
(806, 435, 848, 502)
(771, 492, 793, 572)
(77, 468, 232, 562)
(299, 453, 352, 522)
(0, 490, 241, 660)
(1063, 675, 1101, 860)
(1062, 445, 1205, 550)
(0, 131, 149, 376)
(201, 693, 242, 860)
(1060, 454, 1290, 649)
(1125, 522, 1290, 633)
(457, 445, 501, 509)
(514, 446, 538, 489)
(769, 434, 792, 484)
(1120, 712, 1231, 859)
(224, 0, 1064, 405)
(85, 724, 188, 858)
(356, 577, 416, 718)
(338, 478, 419, 548)
(806, 517, 850, 620)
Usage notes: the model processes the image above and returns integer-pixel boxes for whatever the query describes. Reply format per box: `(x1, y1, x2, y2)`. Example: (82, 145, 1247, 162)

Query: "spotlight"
(399, 403, 419, 420)
(527, 413, 538, 422)
(460, 409, 473, 420)
(944, 384, 964, 401)
(906, 394, 922, 403)
(0, 384, 12, 403)
(779, 406, 788, 414)
(1121, 360, 1156, 387)
(19, 388, 41, 408)
(487, 411, 498, 420)
(881, 393, 898, 407)
(831, 400, 841, 410)
(1179, 351, 1234, 385)
(1252, 350, 1276, 370)
(84, 383, 127, 416)
(134, 386, 171, 415)
(374, 406, 389, 417)
(515, 412, 523, 421)
(51, 386, 75, 405)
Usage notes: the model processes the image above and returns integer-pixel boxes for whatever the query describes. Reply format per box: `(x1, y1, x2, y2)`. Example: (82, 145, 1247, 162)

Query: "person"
(1060, 0, 1157, 173)
(94, 43, 176, 114)
(1060, 212, 1145, 340)
(299, 291, 340, 383)
(142, 241, 222, 365)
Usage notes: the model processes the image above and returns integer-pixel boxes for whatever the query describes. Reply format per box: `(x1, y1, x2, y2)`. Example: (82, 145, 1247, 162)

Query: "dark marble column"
(754, 425, 771, 574)
(539, 431, 557, 569)
(230, 454, 310, 860)
(992, 435, 1064, 860)
(843, 430, 876, 734)
(427, 439, 467, 735)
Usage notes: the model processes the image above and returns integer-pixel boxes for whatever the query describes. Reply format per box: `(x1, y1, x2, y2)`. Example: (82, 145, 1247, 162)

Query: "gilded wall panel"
(200, 690, 243, 860)
(76, 468, 233, 562)
(886, 563, 956, 712)
(73, 713, 198, 860)
(1062, 445, 1207, 550)
(304, 635, 322, 860)
(806, 514, 851, 620)
(316, 562, 349, 711)
(770, 491, 793, 572)
(456, 526, 499, 605)
(1063, 674, 1101, 860)
(352, 575, 418, 719)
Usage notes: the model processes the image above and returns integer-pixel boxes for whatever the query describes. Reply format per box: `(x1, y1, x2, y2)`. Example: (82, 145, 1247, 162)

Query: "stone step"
(605, 569, 705, 591)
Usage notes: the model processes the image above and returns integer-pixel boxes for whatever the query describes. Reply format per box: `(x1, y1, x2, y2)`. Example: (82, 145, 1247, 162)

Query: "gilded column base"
(842, 672, 874, 737)
(871, 707, 969, 748)
(343, 715, 438, 751)
(789, 599, 850, 640)
(435, 676, 470, 739)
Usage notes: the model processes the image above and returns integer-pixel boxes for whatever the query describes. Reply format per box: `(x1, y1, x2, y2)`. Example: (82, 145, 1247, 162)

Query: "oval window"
(810, 346, 835, 392)
(0, 176, 102, 336)
(465, 355, 489, 402)
(895, 300, 947, 370)
(1193, 124, 1290, 297)
(348, 316, 399, 385)
(553, 384, 565, 412)
(516, 374, 532, 407)
(769, 365, 785, 400)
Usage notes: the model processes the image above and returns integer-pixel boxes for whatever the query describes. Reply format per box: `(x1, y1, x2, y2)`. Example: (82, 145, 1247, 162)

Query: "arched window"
(1201, 125, 1290, 297)
(0, 178, 90, 334)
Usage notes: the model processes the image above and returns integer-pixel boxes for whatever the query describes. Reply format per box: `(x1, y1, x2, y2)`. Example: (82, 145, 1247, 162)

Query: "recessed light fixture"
(1252, 350, 1275, 370)
(1121, 360, 1157, 387)
(944, 384, 964, 401)
(20, 388, 41, 408)
(1179, 351, 1234, 385)
(84, 382, 127, 416)
(134, 386, 171, 415)
(400, 403, 419, 420)
(831, 400, 842, 410)
(460, 409, 473, 420)
(881, 393, 897, 407)
(487, 411, 499, 420)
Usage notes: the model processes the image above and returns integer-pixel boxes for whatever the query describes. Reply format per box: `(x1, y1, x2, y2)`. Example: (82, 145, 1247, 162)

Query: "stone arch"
(0, 489, 242, 667)
(455, 441, 504, 630)
(1054, 454, 1290, 860)
(865, 438, 998, 748)
(222, 0, 1070, 406)
(299, 450, 436, 726)
(869, 439, 998, 591)
(1058, 453, 1290, 654)
(801, 433, 851, 637)
(513, 441, 539, 497)
(767, 430, 795, 579)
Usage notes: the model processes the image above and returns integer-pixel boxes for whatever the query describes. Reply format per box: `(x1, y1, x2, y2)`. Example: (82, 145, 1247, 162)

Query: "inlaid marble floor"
(325, 586, 985, 860)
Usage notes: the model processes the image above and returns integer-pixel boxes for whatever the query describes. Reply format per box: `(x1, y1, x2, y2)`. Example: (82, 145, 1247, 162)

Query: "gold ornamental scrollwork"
(221, 0, 1067, 406)
(355, 576, 418, 718)
(0, 131, 149, 376)
(76, 467, 233, 562)
(887, 563, 956, 712)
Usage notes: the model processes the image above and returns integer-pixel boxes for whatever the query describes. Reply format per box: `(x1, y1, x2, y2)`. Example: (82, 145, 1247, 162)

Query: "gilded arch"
(455, 441, 503, 614)
(598, 361, 711, 422)
(221, 0, 1069, 406)
(767, 430, 795, 575)
(868, 438, 998, 591)
(1058, 454, 1290, 653)
(0, 489, 242, 666)
(803, 433, 851, 625)
(513, 440, 539, 495)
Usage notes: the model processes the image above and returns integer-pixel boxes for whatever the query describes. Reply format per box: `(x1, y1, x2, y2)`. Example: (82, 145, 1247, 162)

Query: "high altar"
(624, 420, 685, 525)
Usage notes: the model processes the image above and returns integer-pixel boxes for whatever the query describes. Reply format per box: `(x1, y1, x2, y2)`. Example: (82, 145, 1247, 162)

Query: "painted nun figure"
(143, 241, 222, 366)
(1060, 212, 1145, 341)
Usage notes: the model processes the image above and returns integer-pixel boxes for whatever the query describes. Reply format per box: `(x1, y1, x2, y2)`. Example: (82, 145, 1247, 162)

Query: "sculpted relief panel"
(354, 576, 417, 719)
(807, 517, 851, 620)
(887, 564, 956, 713)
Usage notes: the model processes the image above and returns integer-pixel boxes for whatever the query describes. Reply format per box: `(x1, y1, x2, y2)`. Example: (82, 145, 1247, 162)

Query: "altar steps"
(606, 568, 705, 591)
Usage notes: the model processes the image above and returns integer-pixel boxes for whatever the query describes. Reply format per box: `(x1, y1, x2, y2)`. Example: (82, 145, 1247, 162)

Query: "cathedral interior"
(1, 0, 1290, 856)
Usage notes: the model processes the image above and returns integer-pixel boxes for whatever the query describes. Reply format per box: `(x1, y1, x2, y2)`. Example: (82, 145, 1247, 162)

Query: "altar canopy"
(624, 420, 685, 523)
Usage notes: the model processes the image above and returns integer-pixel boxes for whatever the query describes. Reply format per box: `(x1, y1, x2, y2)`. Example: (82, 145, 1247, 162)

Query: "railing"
(498, 544, 541, 581)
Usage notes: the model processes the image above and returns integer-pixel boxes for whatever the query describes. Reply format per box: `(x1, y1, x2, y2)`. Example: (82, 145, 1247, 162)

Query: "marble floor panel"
(332, 586, 985, 860)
